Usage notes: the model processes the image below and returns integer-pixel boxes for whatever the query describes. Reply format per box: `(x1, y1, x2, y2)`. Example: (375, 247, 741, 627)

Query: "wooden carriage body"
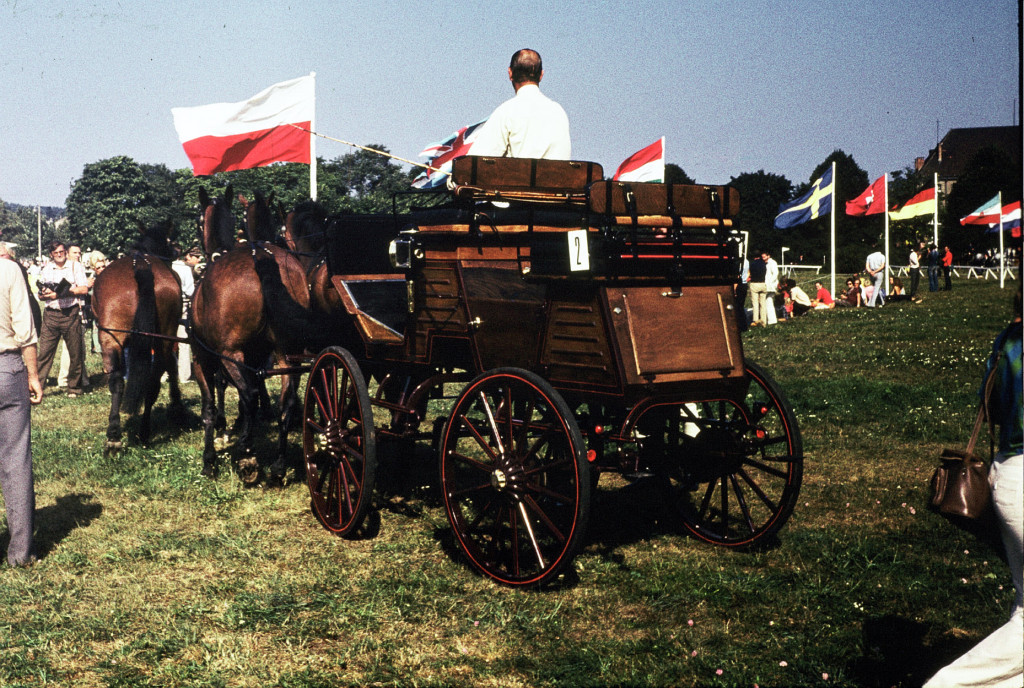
(302, 156, 802, 587)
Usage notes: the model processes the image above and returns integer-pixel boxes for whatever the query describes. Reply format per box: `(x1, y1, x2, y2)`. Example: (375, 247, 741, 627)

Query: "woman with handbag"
(925, 293, 1023, 688)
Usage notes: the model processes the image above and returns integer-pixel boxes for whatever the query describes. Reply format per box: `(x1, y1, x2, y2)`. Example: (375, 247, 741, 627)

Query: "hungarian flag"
(612, 137, 665, 183)
(960, 194, 1002, 225)
(172, 75, 314, 176)
(411, 119, 486, 189)
(845, 175, 887, 216)
(888, 186, 936, 221)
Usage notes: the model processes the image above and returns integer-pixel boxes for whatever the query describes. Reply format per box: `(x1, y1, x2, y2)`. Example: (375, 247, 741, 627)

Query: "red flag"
(172, 76, 314, 176)
(845, 175, 886, 216)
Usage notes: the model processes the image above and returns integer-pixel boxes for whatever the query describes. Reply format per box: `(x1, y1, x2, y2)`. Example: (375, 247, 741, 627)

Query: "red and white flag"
(845, 174, 887, 216)
(172, 75, 314, 176)
(959, 194, 1002, 225)
(612, 137, 665, 183)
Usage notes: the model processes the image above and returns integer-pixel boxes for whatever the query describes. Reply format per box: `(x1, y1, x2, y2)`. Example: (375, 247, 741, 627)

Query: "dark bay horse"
(93, 221, 185, 452)
(191, 191, 329, 484)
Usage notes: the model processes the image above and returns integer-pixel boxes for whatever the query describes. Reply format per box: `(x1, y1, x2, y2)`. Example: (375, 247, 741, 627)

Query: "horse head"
(198, 185, 237, 261)
(134, 219, 176, 260)
(284, 200, 328, 256)
(242, 190, 282, 245)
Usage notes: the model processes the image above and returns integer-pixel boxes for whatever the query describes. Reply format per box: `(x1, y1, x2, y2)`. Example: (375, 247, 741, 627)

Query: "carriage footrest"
(332, 275, 407, 344)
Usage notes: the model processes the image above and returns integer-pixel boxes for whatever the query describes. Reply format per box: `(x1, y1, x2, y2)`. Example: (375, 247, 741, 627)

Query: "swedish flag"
(774, 167, 834, 229)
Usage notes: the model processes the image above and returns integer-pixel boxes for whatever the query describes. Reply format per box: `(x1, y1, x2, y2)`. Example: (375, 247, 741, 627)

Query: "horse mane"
(198, 185, 238, 259)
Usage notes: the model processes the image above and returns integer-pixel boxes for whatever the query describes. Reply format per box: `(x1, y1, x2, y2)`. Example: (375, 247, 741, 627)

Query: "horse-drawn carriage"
(299, 156, 803, 586)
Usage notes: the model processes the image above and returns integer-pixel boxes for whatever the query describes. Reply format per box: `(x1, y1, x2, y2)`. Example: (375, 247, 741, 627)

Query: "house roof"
(917, 126, 1021, 180)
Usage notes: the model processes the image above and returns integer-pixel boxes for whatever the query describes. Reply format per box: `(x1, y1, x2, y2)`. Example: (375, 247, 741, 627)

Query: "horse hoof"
(103, 440, 123, 457)
(201, 463, 219, 479)
(214, 435, 229, 452)
(236, 455, 262, 486)
(265, 470, 287, 489)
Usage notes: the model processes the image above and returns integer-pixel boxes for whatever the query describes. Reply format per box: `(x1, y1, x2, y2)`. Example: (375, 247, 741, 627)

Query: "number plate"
(567, 229, 590, 272)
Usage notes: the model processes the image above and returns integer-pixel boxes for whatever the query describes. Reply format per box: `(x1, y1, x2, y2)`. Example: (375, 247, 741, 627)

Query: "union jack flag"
(411, 119, 487, 189)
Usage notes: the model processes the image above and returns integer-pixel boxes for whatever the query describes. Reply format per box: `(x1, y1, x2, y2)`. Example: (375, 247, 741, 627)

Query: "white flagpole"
(998, 191, 1005, 289)
(932, 172, 939, 247)
(660, 136, 666, 183)
(830, 161, 836, 300)
(883, 173, 890, 291)
(309, 71, 317, 201)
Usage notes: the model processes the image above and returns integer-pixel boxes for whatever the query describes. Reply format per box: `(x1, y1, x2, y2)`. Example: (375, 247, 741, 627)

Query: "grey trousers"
(0, 352, 35, 565)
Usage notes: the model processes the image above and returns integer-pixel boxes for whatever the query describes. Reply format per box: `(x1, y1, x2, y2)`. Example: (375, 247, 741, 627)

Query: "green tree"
(665, 163, 694, 185)
(66, 156, 187, 256)
(728, 170, 792, 255)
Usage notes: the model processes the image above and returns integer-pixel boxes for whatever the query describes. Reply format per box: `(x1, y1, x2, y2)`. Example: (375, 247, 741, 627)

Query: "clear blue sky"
(1, 0, 1019, 208)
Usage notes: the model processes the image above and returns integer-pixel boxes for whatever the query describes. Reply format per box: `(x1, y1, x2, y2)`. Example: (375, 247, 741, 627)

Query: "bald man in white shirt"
(470, 48, 571, 160)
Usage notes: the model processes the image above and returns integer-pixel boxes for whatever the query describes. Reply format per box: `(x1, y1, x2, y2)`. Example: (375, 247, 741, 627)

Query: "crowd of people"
(742, 244, 953, 326)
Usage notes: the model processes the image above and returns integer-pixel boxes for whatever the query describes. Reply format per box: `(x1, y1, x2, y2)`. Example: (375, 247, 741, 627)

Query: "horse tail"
(253, 254, 335, 352)
(123, 262, 158, 416)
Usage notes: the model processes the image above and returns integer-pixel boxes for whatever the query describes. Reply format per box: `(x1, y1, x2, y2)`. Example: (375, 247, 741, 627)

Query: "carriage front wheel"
(439, 368, 591, 587)
(302, 346, 377, 537)
(639, 359, 803, 548)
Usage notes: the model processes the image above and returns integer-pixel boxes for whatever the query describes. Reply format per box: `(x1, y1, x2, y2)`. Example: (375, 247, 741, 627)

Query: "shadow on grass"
(848, 614, 981, 687)
(28, 493, 103, 560)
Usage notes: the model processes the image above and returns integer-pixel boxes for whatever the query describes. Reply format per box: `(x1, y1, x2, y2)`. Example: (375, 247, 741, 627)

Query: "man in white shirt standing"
(171, 246, 202, 383)
(470, 49, 571, 160)
(865, 246, 886, 308)
(36, 240, 92, 396)
(763, 250, 780, 325)
(0, 251, 43, 566)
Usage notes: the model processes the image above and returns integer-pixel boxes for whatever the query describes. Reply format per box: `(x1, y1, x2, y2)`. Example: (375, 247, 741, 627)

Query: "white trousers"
(925, 452, 1024, 688)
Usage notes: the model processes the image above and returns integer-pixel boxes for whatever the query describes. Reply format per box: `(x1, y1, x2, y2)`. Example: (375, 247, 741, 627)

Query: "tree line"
(0, 144, 1018, 272)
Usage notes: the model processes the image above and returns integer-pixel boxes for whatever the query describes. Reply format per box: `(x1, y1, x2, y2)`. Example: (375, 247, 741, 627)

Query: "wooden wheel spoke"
(719, 475, 729, 536)
(516, 502, 547, 570)
(478, 391, 506, 456)
(728, 473, 756, 533)
(449, 451, 494, 474)
(449, 480, 496, 500)
(458, 413, 501, 463)
(737, 467, 779, 512)
(742, 456, 790, 478)
(521, 495, 567, 544)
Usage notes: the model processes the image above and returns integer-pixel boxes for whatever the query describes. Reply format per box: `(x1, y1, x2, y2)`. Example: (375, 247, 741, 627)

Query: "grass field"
(1, 276, 1018, 687)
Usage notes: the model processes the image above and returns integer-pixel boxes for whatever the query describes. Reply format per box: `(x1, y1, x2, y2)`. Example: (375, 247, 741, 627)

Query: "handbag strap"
(966, 353, 1001, 457)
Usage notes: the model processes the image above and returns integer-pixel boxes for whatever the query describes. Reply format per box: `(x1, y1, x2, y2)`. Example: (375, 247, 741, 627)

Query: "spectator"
(763, 250, 780, 326)
(864, 246, 886, 308)
(171, 246, 202, 383)
(942, 245, 954, 291)
(886, 276, 921, 304)
(923, 293, 1022, 687)
(908, 243, 922, 297)
(812, 281, 834, 309)
(927, 244, 941, 292)
(835, 278, 859, 308)
(58, 244, 90, 390)
(36, 240, 92, 397)
(783, 279, 812, 317)
(86, 252, 108, 353)
(0, 248, 43, 567)
(748, 251, 768, 327)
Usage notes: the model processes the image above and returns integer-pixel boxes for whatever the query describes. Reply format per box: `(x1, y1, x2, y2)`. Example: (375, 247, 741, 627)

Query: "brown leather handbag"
(928, 363, 998, 521)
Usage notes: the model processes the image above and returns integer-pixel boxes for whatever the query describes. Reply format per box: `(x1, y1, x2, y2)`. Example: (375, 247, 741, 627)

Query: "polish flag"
(845, 175, 887, 216)
(172, 75, 314, 176)
(612, 137, 665, 183)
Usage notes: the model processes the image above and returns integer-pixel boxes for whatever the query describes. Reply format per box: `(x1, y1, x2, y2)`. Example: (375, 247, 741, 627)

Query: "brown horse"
(93, 221, 185, 452)
(191, 191, 328, 484)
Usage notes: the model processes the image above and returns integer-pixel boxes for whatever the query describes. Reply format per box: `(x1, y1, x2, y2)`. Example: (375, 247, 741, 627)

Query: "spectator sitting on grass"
(887, 276, 922, 304)
(783, 279, 812, 317)
(812, 281, 834, 309)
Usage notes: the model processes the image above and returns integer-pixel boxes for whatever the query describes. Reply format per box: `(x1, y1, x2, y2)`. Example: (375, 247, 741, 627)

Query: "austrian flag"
(172, 75, 314, 176)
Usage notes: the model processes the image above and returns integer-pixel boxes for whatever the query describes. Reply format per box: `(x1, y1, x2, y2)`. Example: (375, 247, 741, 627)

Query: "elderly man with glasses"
(36, 240, 93, 397)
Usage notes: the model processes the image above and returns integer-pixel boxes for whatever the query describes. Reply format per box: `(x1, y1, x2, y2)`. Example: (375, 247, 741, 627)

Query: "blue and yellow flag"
(774, 167, 834, 229)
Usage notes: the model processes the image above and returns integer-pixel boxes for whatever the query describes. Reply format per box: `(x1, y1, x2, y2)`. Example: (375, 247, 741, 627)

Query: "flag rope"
(287, 124, 449, 178)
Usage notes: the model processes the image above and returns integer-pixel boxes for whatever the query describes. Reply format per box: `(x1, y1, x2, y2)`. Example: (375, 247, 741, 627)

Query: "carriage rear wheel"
(439, 368, 590, 587)
(640, 359, 802, 547)
(302, 346, 377, 537)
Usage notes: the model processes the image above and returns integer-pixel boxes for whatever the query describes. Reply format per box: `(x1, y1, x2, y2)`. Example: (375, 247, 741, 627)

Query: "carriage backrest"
(450, 156, 603, 203)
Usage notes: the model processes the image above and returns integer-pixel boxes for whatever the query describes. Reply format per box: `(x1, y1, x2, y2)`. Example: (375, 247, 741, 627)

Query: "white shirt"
(0, 259, 37, 352)
(764, 258, 779, 292)
(39, 259, 88, 310)
(865, 251, 885, 274)
(470, 83, 571, 160)
(172, 260, 195, 299)
(908, 249, 920, 269)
